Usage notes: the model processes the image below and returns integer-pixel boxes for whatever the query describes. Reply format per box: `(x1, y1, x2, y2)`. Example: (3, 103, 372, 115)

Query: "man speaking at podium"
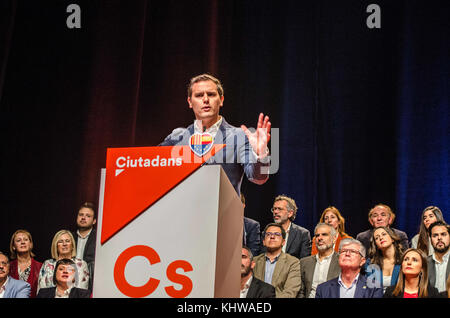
(159, 74, 271, 195)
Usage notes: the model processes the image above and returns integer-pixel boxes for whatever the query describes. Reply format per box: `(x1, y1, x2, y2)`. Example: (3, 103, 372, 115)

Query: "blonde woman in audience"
(37, 230, 89, 292)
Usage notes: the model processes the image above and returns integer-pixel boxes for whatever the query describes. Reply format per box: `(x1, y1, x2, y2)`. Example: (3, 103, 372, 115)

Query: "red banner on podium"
(101, 144, 225, 244)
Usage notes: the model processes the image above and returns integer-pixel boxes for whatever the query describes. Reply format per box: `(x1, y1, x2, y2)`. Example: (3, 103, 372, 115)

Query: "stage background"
(0, 0, 448, 261)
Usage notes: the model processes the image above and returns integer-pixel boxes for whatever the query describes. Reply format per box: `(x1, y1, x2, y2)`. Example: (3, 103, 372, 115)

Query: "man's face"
(314, 225, 335, 252)
(430, 225, 450, 253)
(0, 254, 10, 280)
(187, 80, 224, 125)
(77, 207, 96, 230)
(338, 243, 365, 270)
(369, 206, 391, 228)
(263, 226, 285, 253)
(272, 200, 293, 225)
(241, 248, 254, 277)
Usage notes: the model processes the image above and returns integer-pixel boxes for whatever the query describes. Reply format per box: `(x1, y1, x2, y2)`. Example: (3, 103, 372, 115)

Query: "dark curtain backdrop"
(0, 0, 448, 261)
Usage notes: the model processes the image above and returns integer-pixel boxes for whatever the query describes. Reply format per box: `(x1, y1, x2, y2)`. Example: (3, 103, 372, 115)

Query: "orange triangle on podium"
(101, 144, 225, 244)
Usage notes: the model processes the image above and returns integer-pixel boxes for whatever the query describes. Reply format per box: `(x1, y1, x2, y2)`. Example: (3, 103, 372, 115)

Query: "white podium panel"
(93, 165, 243, 298)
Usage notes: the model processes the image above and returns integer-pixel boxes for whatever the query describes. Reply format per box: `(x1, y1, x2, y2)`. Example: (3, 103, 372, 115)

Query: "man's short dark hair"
(79, 202, 96, 219)
(53, 258, 77, 285)
(263, 223, 286, 239)
(428, 221, 450, 236)
(187, 74, 224, 98)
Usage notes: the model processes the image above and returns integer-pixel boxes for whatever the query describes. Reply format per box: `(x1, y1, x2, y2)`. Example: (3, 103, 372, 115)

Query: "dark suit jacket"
(72, 228, 97, 264)
(315, 274, 383, 298)
(356, 228, 409, 253)
(427, 254, 450, 290)
(298, 252, 340, 298)
(246, 276, 276, 298)
(159, 117, 270, 195)
(244, 217, 261, 257)
(383, 284, 442, 298)
(36, 287, 91, 298)
(286, 223, 311, 259)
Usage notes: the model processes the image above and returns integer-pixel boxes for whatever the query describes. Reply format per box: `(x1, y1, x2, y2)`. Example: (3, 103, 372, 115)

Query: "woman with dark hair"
(411, 206, 445, 255)
(36, 259, 90, 298)
(384, 248, 441, 298)
(365, 226, 403, 293)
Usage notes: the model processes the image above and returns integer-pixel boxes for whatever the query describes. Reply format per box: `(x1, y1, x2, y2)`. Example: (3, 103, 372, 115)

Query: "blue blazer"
(4, 277, 31, 298)
(315, 274, 383, 298)
(159, 117, 270, 195)
(364, 259, 401, 289)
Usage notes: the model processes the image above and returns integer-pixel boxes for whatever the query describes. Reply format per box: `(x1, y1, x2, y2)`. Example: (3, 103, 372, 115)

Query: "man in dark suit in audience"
(315, 238, 383, 298)
(241, 193, 261, 256)
(240, 246, 275, 298)
(356, 203, 409, 252)
(267, 195, 311, 259)
(72, 202, 97, 291)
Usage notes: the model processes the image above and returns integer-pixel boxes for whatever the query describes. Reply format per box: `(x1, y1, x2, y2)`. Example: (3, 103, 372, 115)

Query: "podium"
(92, 146, 243, 298)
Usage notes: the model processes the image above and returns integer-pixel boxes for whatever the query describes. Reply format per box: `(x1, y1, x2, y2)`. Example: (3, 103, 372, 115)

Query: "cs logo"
(113, 245, 193, 298)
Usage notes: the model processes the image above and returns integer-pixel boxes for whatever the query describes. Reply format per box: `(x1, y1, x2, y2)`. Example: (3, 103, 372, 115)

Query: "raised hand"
(241, 113, 271, 158)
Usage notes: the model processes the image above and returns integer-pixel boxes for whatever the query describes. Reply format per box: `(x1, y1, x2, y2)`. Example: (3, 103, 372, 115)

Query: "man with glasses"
(0, 251, 30, 298)
(315, 238, 383, 298)
(253, 223, 301, 297)
(267, 195, 311, 259)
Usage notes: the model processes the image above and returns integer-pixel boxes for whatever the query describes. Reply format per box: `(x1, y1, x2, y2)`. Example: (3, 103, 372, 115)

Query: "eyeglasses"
(339, 248, 363, 257)
(0, 261, 9, 266)
(265, 232, 283, 238)
(270, 207, 286, 213)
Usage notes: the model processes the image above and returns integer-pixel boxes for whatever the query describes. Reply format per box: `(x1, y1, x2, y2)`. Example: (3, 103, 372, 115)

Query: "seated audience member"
(253, 223, 301, 297)
(0, 251, 31, 298)
(38, 230, 89, 292)
(364, 226, 403, 292)
(37, 258, 90, 298)
(240, 246, 275, 298)
(384, 248, 440, 298)
(427, 221, 450, 293)
(411, 206, 445, 255)
(356, 204, 409, 253)
(315, 238, 383, 298)
(241, 194, 261, 256)
(72, 202, 97, 290)
(267, 195, 311, 259)
(311, 206, 352, 255)
(9, 229, 42, 298)
(299, 223, 340, 298)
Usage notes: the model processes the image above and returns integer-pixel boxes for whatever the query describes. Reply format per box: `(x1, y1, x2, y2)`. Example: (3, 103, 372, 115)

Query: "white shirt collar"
(194, 116, 223, 135)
